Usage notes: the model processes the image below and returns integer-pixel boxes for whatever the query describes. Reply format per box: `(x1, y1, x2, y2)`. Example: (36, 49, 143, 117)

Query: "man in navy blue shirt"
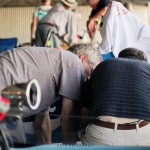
(79, 47, 150, 146)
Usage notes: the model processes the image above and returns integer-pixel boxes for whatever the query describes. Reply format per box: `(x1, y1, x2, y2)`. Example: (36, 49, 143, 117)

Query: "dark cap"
(41, 0, 48, 2)
(98, 0, 111, 9)
(90, 0, 111, 17)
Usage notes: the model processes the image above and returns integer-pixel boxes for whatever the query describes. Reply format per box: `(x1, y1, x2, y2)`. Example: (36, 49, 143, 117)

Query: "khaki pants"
(80, 122, 150, 146)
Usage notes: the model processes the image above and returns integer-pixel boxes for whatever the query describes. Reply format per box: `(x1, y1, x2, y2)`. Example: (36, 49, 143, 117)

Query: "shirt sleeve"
(33, 7, 39, 17)
(58, 66, 84, 102)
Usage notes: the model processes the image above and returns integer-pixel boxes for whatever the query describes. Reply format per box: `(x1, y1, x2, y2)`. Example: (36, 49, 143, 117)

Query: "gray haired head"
(68, 43, 102, 65)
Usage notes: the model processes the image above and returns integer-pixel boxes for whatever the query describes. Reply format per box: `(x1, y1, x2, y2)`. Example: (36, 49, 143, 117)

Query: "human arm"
(31, 7, 40, 45)
(58, 59, 84, 143)
(79, 106, 90, 130)
(79, 78, 92, 130)
(87, 7, 108, 39)
(34, 110, 51, 144)
(61, 96, 77, 144)
(31, 15, 38, 45)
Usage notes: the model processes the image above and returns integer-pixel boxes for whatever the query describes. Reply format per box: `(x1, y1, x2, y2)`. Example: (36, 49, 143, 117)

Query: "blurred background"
(0, 0, 150, 46)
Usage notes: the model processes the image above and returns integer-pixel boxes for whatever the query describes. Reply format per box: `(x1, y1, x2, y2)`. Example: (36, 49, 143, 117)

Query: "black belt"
(93, 120, 150, 130)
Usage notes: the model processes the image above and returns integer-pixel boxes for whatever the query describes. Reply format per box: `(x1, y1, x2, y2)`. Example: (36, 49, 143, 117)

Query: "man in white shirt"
(87, 0, 150, 62)
(0, 44, 101, 144)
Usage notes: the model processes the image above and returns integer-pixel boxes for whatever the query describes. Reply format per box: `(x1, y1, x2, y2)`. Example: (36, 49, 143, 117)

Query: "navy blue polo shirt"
(82, 58, 150, 121)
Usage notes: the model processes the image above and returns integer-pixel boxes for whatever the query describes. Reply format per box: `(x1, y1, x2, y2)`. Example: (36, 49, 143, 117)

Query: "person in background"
(87, 0, 150, 62)
(79, 47, 150, 146)
(31, 0, 52, 46)
(87, 0, 110, 39)
(0, 43, 101, 144)
(35, 0, 78, 48)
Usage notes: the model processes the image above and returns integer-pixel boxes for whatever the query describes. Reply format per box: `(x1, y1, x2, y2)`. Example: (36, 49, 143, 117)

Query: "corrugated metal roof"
(0, 0, 41, 7)
(0, 0, 149, 7)
(0, 0, 87, 7)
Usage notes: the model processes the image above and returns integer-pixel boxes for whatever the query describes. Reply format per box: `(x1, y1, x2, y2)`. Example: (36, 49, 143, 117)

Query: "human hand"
(31, 38, 36, 46)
